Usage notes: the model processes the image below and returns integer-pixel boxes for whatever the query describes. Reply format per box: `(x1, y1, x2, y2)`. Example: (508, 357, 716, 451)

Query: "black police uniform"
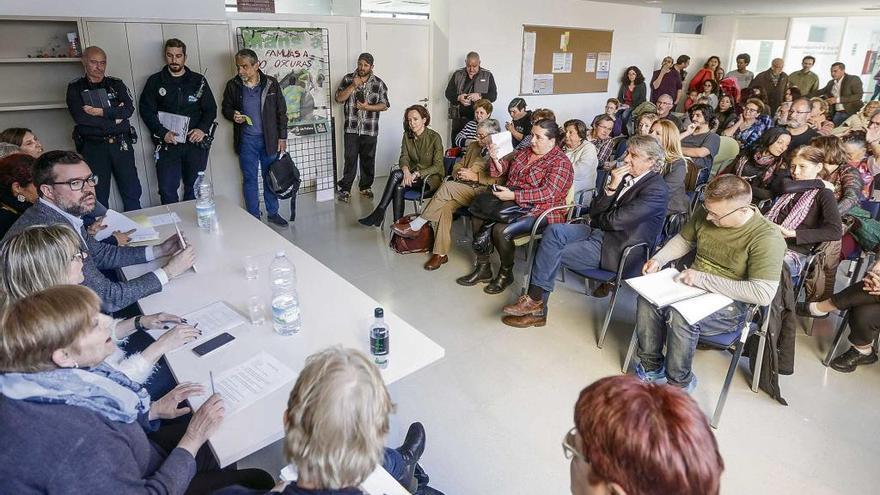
(139, 66, 217, 204)
(66, 75, 143, 211)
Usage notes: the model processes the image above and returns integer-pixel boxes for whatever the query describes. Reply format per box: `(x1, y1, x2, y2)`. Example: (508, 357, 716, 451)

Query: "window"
(362, 0, 430, 18)
(659, 13, 704, 35)
(732, 39, 785, 73)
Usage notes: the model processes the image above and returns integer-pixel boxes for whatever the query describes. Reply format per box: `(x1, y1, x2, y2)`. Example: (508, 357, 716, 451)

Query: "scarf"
(736, 150, 783, 185)
(0, 362, 151, 423)
(766, 188, 821, 231)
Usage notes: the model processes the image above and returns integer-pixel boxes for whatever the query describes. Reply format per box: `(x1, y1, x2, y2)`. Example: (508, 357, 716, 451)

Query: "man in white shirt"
(817, 62, 866, 126)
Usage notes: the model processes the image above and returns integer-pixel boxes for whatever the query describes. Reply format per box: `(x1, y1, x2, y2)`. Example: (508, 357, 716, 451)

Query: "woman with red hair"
(0, 153, 38, 238)
(566, 375, 723, 495)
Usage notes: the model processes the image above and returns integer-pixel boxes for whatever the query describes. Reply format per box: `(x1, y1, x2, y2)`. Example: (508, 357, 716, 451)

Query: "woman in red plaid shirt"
(456, 119, 574, 294)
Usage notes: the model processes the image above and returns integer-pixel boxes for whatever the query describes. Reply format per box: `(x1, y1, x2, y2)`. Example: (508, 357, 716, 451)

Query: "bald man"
(748, 58, 789, 115)
(66, 46, 142, 211)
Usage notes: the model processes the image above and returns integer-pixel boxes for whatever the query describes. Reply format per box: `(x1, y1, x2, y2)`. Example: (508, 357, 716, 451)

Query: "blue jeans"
(239, 134, 279, 218)
(635, 296, 748, 387)
(382, 448, 408, 486)
(832, 111, 850, 126)
(531, 224, 604, 295)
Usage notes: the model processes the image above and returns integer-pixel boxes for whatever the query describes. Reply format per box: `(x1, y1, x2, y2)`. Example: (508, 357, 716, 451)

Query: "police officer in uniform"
(139, 38, 217, 204)
(66, 45, 142, 211)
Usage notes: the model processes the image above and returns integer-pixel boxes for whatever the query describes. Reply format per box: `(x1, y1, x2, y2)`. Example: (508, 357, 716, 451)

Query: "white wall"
(0, 0, 225, 20)
(445, 0, 661, 127)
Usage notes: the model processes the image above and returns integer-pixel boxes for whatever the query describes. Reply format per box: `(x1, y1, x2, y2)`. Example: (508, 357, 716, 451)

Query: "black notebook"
(81, 88, 110, 109)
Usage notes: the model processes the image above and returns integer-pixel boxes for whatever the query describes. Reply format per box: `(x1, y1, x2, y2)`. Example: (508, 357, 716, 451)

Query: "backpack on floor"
(268, 152, 301, 199)
(389, 214, 434, 254)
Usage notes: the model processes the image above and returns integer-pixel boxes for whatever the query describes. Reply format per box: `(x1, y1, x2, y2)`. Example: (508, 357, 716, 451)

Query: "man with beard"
(139, 39, 217, 204)
(783, 97, 819, 152)
(334, 52, 390, 203)
(2, 151, 196, 312)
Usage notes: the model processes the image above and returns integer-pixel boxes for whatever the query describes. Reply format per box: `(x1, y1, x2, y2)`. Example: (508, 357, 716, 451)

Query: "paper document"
(157, 111, 190, 143)
(490, 131, 514, 159)
(211, 352, 295, 414)
(94, 209, 159, 243)
(148, 301, 248, 341)
(281, 464, 409, 495)
(625, 268, 734, 325)
(552, 52, 573, 73)
(533, 74, 554, 95)
(670, 292, 738, 326)
(146, 212, 182, 227)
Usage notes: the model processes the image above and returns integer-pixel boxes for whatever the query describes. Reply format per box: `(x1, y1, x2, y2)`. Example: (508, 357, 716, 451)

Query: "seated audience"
(713, 67, 727, 89)
(0, 285, 274, 494)
(500, 135, 668, 328)
(588, 114, 616, 164)
(721, 127, 791, 201)
(832, 101, 880, 136)
(593, 98, 623, 137)
(774, 87, 801, 126)
(868, 109, 880, 159)
(359, 105, 444, 227)
(635, 175, 786, 392)
(562, 119, 598, 194)
(655, 93, 683, 131)
(392, 119, 504, 271)
(0, 127, 44, 158)
(514, 108, 556, 152)
(2, 151, 195, 313)
(215, 347, 441, 495)
(812, 135, 862, 216)
(505, 97, 531, 148)
(567, 375, 724, 495)
(688, 56, 721, 93)
(715, 94, 738, 134)
(786, 97, 821, 152)
(684, 89, 699, 112)
(808, 97, 835, 136)
(456, 119, 573, 295)
(0, 153, 38, 237)
(453, 98, 492, 148)
(723, 98, 772, 150)
(681, 104, 721, 185)
(798, 261, 880, 373)
(766, 146, 842, 280)
(617, 66, 647, 126)
(0, 143, 20, 158)
(725, 53, 754, 91)
(0, 223, 196, 398)
(841, 130, 879, 199)
(816, 62, 864, 126)
(611, 112, 658, 165)
(650, 56, 682, 104)
(651, 119, 690, 215)
(700, 79, 719, 109)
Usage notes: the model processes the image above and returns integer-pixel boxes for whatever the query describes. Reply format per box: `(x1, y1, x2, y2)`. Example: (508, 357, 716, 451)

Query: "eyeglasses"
(476, 133, 489, 139)
(562, 427, 587, 463)
(743, 107, 759, 114)
(868, 120, 880, 128)
(704, 204, 746, 221)
(789, 109, 811, 115)
(51, 175, 99, 191)
(71, 249, 87, 262)
(596, 124, 613, 132)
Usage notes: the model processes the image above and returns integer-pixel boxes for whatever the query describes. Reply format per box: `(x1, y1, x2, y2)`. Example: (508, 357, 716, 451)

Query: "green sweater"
(399, 128, 445, 186)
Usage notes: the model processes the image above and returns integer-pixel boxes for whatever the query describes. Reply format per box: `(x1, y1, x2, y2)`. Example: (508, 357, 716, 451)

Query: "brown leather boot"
(502, 294, 544, 316)
(502, 314, 547, 328)
(424, 254, 448, 271)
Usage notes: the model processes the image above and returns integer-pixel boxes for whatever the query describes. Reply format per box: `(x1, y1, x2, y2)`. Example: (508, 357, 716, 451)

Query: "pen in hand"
(209, 370, 215, 395)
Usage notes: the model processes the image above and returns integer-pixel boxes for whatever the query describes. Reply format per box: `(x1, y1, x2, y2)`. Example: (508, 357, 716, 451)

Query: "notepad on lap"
(490, 130, 514, 158)
(625, 268, 734, 325)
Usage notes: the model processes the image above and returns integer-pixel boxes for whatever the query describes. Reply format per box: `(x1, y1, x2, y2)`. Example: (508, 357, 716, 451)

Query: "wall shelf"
(0, 101, 68, 112)
(0, 57, 80, 63)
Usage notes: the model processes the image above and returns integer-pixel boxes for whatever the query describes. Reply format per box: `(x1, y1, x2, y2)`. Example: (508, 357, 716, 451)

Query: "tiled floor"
(239, 187, 880, 494)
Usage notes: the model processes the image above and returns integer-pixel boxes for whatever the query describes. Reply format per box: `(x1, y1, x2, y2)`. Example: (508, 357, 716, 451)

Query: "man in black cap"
(139, 38, 217, 205)
(334, 52, 390, 202)
(66, 45, 142, 211)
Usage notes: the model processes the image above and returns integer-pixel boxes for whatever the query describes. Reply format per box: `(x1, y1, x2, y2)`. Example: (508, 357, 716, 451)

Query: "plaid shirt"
(591, 137, 616, 163)
(337, 72, 390, 136)
(501, 146, 574, 224)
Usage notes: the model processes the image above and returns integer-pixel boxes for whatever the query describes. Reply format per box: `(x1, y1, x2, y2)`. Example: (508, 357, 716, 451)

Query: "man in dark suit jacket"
(3, 151, 195, 312)
(501, 135, 670, 328)
(748, 58, 789, 115)
(816, 62, 865, 126)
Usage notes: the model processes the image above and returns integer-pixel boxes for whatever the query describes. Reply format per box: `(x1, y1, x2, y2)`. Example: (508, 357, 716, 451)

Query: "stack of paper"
(625, 268, 735, 325)
(157, 111, 190, 143)
(148, 301, 248, 342)
(490, 131, 514, 159)
(94, 209, 159, 243)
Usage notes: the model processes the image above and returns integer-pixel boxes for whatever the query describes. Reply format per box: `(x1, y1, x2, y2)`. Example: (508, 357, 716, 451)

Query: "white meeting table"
(120, 198, 444, 481)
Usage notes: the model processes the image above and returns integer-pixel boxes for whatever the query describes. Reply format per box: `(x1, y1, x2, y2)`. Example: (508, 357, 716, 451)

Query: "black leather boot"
(456, 256, 493, 286)
(392, 187, 406, 222)
(484, 265, 514, 294)
(394, 422, 426, 493)
(358, 210, 384, 227)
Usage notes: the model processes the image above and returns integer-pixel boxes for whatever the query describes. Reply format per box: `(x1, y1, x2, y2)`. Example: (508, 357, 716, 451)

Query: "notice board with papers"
(520, 25, 614, 96)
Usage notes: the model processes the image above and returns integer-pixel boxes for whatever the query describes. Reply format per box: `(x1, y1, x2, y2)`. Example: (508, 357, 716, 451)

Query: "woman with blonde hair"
(0, 224, 198, 397)
(649, 119, 689, 214)
(0, 285, 273, 493)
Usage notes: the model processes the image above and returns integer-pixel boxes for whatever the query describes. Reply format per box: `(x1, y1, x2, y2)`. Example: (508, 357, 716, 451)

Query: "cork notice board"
(520, 25, 613, 96)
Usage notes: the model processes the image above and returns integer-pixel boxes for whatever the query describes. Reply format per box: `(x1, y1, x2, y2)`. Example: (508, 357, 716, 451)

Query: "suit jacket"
(749, 69, 789, 114)
(2, 201, 162, 312)
(816, 74, 865, 116)
(589, 171, 670, 276)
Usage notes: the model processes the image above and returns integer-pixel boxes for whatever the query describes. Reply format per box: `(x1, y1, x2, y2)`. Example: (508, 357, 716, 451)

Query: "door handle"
(418, 98, 429, 103)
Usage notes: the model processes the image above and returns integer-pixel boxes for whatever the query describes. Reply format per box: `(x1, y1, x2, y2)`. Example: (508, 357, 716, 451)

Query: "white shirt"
(615, 170, 651, 200)
(832, 78, 844, 112)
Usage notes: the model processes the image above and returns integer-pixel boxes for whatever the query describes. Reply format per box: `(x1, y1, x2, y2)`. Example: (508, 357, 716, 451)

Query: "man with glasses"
(785, 97, 820, 152)
(3, 151, 195, 312)
(566, 375, 724, 495)
(634, 175, 785, 393)
(867, 109, 880, 158)
(654, 93, 683, 131)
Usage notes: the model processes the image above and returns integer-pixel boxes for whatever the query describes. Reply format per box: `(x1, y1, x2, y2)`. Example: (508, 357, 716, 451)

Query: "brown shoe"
(424, 254, 448, 271)
(591, 282, 614, 298)
(502, 294, 544, 316)
(391, 221, 420, 239)
(502, 314, 547, 328)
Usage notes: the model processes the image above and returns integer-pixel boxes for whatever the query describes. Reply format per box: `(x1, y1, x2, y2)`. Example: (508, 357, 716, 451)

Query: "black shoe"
(337, 190, 351, 203)
(829, 347, 879, 373)
(358, 211, 383, 227)
(795, 302, 829, 318)
(395, 422, 426, 493)
(484, 266, 514, 294)
(359, 188, 374, 198)
(289, 212, 296, 223)
(267, 214, 288, 227)
(456, 263, 493, 286)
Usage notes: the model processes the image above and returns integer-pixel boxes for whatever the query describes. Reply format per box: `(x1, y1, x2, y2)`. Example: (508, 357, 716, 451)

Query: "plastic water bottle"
(194, 171, 217, 231)
(270, 251, 301, 335)
(369, 307, 389, 368)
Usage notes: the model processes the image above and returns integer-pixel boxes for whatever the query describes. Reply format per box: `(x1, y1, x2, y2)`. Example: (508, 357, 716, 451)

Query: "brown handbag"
(389, 214, 435, 254)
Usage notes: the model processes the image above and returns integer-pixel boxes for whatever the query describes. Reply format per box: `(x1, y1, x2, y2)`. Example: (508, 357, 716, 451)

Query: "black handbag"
(268, 152, 301, 199)
(468, 190, 529, 224)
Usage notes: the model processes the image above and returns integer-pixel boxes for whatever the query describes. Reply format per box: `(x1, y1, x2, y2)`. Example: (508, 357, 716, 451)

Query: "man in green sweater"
(634, 175, 786, 392)
(788, 55, 819, 97)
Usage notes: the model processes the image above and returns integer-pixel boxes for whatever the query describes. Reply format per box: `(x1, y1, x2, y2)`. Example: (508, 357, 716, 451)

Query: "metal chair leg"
(711, 339, 745, 429)
(622, 326, 638, 373)
(822, 312, 850, 367)
(597, 284, 619, 349)
(751, 331, 766, 393)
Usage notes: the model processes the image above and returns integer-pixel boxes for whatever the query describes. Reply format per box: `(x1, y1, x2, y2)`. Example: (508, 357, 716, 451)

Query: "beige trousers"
(421, 180, 485, 256)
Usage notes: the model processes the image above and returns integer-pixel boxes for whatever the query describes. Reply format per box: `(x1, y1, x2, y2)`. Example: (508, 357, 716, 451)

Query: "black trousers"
(148, 421, 274, 495)
(81, 138, 142, 211)
(338, 133, 378, 192)
(156, 143, 209, 205)
(831, 281, 880, 347)
(471, 215, 543, 268)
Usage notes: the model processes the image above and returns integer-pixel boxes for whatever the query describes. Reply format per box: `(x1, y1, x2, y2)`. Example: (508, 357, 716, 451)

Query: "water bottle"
(369, 307, 389, 368)
(270, 251, 301, 335)
(194, 171, 217, 231)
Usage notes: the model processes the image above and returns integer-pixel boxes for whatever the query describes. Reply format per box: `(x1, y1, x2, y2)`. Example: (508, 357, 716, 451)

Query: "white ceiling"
(593, 0, 880, 16)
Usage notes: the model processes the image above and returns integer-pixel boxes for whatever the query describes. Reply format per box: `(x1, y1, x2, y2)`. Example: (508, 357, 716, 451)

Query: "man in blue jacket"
(501, 135, 670, 328)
